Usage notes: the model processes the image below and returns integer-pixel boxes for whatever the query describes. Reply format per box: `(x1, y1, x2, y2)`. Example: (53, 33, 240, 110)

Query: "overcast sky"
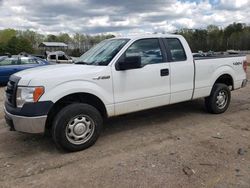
(0, 0, 249, 35)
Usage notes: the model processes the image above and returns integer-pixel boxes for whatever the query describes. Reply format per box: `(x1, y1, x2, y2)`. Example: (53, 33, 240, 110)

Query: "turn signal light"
(33, 87, 44, 102)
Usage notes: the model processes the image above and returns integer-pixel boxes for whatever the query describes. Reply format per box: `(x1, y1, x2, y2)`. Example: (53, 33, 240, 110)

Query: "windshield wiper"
(75, 61, 90, 65)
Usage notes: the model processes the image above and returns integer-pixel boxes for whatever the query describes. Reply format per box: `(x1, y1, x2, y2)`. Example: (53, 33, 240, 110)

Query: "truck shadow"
(103, 99, 207, 136)
(1, 99, 207, 154)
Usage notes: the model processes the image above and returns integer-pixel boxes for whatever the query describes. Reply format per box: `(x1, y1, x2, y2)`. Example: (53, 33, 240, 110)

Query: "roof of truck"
(114, 34, 181, 40)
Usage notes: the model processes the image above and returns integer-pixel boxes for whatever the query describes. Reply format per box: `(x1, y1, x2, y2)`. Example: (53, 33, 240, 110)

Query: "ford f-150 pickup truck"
(4, 34, 248, 152)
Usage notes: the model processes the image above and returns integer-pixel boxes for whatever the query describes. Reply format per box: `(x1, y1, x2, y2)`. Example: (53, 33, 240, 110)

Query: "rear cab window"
(164, 38, 187, 62)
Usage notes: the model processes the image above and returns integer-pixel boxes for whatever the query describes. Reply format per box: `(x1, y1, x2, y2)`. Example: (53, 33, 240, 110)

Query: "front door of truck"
(112, 38, 171, 115)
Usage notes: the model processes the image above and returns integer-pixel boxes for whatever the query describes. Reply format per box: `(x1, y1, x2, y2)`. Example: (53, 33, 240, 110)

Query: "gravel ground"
(0, 72, 249, 188)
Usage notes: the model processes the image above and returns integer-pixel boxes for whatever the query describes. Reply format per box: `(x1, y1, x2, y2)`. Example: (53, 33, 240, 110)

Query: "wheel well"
(45, 93, 107, 130)
(214, 74, 234, 89)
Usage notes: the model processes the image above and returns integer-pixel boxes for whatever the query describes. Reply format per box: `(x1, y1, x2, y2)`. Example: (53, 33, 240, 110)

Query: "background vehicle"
(4, 34, 248, 152)
(0, 55, 50, 85)
(47, 51, 73, 64)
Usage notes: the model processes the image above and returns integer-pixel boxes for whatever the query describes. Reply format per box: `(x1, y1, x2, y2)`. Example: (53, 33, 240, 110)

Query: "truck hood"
(15, 64, 108, 86)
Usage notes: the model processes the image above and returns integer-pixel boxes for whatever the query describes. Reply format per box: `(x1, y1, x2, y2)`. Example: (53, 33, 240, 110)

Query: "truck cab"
(4, 34, 248, 152)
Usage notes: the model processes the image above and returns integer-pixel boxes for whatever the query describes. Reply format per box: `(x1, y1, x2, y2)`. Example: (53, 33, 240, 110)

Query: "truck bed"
(193, 55, 247, 99)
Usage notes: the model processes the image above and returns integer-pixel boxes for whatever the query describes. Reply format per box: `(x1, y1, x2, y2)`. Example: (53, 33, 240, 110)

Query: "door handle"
(160, 69, 169, 76)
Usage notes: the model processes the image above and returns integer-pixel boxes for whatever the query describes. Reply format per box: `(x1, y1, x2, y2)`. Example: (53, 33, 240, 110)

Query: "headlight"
(16, 86, 44, 108)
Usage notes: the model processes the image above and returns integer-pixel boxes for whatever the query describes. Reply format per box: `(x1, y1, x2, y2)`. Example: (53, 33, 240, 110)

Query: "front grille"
(6, 81, 15, 104)
(5, 76, 20, 106)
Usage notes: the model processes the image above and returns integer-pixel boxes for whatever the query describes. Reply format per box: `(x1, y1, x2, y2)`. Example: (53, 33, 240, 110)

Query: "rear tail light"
(243, 60, 248, 73)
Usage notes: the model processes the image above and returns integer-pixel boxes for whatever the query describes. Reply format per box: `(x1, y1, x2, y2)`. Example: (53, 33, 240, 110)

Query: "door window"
(166, 38, 186, 61)
(49, 55, 56, 60)
(125, 39, 163, 66)
(20, 57, 38, 64)
(58, 55, 68, 61)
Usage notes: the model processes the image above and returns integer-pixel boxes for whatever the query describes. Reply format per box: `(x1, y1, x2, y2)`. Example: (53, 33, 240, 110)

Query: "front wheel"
(52, 103, 103, 152)
(205, 83, 231, 114)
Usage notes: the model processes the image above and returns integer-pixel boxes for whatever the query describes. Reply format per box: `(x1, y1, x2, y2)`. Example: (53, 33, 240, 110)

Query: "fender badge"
(93, 76, 110, 80)
(233, 62, 242, 65)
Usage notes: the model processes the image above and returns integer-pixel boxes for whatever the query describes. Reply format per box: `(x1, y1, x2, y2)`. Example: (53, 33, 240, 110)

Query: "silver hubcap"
(66, 115, 95, 145)
(216, 90, 228, 109)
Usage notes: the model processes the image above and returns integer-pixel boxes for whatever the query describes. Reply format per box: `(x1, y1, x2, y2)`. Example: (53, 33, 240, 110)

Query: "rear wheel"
(52, 103, 103, 152)
(205, 83, 231, 114)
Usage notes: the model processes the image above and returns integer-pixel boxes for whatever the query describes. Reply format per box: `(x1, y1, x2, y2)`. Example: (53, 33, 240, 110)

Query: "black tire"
(52, 103, 103, 152)
(205, 83, 231, 114)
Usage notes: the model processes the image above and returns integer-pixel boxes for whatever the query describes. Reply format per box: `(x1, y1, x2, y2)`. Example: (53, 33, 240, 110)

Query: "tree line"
(0, 29, 114, 56)
(176, 23, 250, 52)
(0, 22, 249, 56)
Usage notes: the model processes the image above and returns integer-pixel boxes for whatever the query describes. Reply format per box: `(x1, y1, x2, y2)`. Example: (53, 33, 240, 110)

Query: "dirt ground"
(0, 73, 249, 188)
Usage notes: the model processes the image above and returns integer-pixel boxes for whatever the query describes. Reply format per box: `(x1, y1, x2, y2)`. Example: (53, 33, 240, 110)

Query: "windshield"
(76, 39, 129, 66)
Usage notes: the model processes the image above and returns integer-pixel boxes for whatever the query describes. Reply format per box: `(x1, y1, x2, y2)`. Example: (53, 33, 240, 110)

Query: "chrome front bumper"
(4, 107, 47, 134)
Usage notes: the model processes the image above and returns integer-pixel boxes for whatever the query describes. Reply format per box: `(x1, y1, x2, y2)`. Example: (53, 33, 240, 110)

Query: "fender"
(39, 80, 114, 115)
(209, 65, 235, 92)
(40, 80, 113, 104)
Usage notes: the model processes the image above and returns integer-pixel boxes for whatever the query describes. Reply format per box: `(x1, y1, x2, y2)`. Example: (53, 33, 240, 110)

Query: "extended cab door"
(112, 38, 171, 115)
(163, 37, 194, 104)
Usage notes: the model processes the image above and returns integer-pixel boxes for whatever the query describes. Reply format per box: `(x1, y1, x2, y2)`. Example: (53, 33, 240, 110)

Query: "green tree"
(46, 34, 58, 42)
(57, 33, 71, 44)
(4, 36, 33, 54)
(18, 30, 44, 48)
(0, 29, 17, 44)
(207, 25, 224, 51)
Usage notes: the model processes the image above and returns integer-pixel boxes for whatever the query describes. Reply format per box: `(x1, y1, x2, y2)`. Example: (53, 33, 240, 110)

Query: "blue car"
(0, 55, 51, 86)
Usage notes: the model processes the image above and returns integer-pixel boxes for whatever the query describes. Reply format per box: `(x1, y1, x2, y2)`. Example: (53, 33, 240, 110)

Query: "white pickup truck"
(4, 34, 248, 152)
(46, 51, 73, 64)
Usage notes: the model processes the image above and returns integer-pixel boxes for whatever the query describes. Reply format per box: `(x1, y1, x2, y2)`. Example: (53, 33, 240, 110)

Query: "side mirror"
(117, 56, 141, 70)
